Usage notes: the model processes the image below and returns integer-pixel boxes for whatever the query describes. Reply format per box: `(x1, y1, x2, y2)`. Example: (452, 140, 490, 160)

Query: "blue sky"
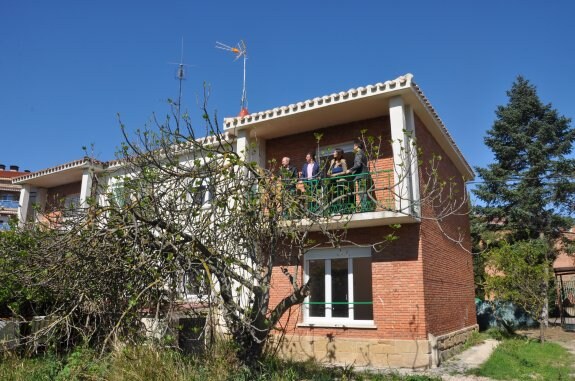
(2, 1, 574, 181)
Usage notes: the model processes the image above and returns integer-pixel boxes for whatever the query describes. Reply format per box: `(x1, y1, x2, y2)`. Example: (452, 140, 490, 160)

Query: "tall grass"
(0, 344, 443, 381)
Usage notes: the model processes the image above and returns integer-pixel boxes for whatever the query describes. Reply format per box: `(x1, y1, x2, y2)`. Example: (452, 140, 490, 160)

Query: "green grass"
(0, 345, 442, 381)
(470, 337, 575, 380)
(462, 330, 487, 350)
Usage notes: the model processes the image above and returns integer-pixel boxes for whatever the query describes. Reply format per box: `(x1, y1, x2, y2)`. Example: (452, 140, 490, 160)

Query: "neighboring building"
(0, 164, 28, 230)
(12, 158, 103, 228)
(555, 228, 575, 331)
(555, 227, 575, 279)
(14, 74, 477, 368)
(224, 73, 476, 368)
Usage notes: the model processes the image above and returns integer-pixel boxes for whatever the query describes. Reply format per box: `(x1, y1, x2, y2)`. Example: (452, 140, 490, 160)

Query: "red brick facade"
(267, 113, 476, 345)
(414, 115, 476, 336)
(265, 116, 393, 176)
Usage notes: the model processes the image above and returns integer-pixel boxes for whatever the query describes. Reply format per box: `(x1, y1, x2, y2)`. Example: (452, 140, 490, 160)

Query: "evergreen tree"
(475, 76, 575, 239)
(474, 76, 575, 340)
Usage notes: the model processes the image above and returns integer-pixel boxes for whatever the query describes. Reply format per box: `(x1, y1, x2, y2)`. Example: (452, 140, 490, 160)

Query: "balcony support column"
(80, 168, 93, 208)
(389, 96, 419, 216)
(17, 184, 30, 227)
(236, 131, 266, 168)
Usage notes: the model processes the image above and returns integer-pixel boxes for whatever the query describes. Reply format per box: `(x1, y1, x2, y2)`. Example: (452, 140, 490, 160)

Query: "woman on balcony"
(327, 148, 351, 214)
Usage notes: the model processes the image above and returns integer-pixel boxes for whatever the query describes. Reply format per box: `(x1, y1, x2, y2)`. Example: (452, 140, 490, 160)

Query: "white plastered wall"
(389, 96, 420, 217)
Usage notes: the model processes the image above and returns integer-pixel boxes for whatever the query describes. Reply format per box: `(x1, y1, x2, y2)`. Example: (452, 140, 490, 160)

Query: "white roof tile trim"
(12, 158, 95, 184)
(223, 73, 473, 178)
(223, 74, 413, 128)
(408, 81, 474, 178)
(105, 131, 236, 169)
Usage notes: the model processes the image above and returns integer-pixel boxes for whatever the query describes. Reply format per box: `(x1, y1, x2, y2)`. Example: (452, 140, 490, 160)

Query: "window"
(64, 194, 81, 209)
(110, 182, 130, 207)
(187, 179, 213, 207)
(0, 194, 16, 201)
(318, 141, 355, 176)
(304, 247, 373, 326)
(180, 266, 209, 301)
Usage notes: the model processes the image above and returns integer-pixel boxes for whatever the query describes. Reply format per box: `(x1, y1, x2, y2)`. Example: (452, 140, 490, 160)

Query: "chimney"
(9, 165, 19, 172)
(0, 164, 5, 170)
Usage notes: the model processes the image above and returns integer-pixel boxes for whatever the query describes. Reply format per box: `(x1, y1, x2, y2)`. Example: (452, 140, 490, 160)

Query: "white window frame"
(186, 178, 213, 209)
(302, 246, 375, 328)
(180, 266, 210, 302)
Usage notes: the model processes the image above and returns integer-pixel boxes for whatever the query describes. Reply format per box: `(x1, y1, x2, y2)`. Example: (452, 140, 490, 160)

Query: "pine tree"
(474, 76, 575, 340)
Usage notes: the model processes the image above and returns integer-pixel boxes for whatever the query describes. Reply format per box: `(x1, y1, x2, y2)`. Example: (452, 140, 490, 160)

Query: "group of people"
(276, 140, 372, 214)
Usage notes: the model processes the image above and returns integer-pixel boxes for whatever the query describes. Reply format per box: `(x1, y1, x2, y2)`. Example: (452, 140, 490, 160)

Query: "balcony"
(275, 170, 419, 229)
(34, 207, 87, 229)
(0, 200, 19, 209)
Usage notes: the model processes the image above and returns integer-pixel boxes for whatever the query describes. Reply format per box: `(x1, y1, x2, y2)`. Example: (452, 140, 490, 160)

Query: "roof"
(0, 170, 27, 179)
(223, 73, 474, 180)
(12, 133, 237, 186)
(12, 158, 104, 188)
(0, 184, 21, 192)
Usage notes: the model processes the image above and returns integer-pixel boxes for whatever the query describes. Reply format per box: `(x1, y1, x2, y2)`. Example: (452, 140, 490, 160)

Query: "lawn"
(470, 337, 575, 380)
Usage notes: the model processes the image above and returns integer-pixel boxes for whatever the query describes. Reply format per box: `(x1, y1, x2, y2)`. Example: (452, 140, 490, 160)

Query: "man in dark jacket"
(278, 156, 298, 181)
(346, 140, 372, 211)
(346, 141, 367, 177)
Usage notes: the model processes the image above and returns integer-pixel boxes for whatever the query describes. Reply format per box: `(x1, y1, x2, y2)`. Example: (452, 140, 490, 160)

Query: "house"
(14, 74, 477, 368)
(12, 158, 102, 228)
(0, 165, 29, 230)
(555, 228, 575, 331)
(223, 73, 477, 368)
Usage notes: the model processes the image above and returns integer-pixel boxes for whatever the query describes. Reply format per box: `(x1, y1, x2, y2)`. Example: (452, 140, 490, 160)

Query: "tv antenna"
(169, 37, 194, 126)
(216, 40, 249, 117)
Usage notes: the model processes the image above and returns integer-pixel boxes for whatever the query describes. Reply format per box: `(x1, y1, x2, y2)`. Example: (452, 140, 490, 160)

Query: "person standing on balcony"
(277, 157, 298, 216)
(300, 152, 320, 213)
(278, 156, 298, 183)
(346, 140, 372, 211)
(327, 148, 347, 178)
(327, 148, 349, 213)
(300, 152, 320, 180)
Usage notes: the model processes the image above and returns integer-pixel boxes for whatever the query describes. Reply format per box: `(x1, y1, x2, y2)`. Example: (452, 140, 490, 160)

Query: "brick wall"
(265, 116, 392, 174)
(269, 224, 428, 341)
(266, 111, 476, 343)
(265, 116, 395, 209)
(414, 115, 477, 336)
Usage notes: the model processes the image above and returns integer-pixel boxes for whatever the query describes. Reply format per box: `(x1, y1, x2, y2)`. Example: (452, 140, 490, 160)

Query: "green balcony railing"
(278, 170, 395, 217)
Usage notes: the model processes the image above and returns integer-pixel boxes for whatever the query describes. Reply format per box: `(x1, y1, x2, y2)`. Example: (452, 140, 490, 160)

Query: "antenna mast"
(170, 37, 191, 128)
(216, 40, 249, 117)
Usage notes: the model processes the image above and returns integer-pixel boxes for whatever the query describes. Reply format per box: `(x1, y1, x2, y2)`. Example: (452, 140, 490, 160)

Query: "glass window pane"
(353, 257, 373, 320)
(331, 258, 349, 318)
(308, 260, 325, 317)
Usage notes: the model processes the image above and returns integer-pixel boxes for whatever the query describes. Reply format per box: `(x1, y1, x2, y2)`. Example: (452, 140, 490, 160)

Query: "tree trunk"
(540, 267, 549, 344)
(539, 232, 549, 344)
(235, 331, 267, 365)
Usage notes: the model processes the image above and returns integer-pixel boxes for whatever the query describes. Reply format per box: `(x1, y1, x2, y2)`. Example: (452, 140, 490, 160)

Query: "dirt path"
(517, 325, 575, 355)
(405, 326, 574, 381)
(435, 326, 575, 381)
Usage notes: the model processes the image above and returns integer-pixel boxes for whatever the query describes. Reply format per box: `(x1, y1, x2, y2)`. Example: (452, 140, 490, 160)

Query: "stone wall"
(428, 324, 478, 367)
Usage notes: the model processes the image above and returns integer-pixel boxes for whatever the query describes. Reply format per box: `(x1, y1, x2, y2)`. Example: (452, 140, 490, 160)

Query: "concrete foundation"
(271, 335, 432, 369)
